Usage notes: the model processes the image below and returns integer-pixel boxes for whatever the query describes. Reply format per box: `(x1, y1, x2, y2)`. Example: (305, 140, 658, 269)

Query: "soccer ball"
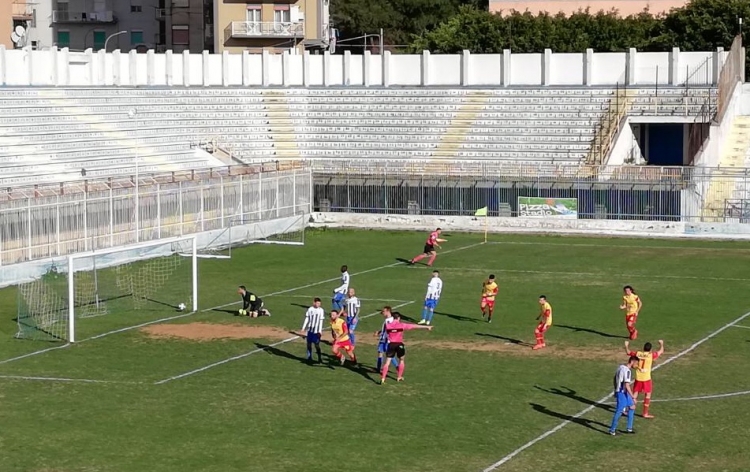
(178, 303, 186, 311)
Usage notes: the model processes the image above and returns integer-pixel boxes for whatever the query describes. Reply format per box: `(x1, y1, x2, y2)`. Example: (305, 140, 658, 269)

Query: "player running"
(419, 270, 443, 325)
(237, 285, 271, 317)
(625, 339, 664, 418)
(344, 288, 360, 345)
(379, 308, 433, 384)
(609, 355, 639, 436)
(330, 310, 357, 366)
(301, 297, 325, 363)
(532, 295, 553, 350)
(375, 307, 400, 372)
(409, 228, 446, 267)
(481, 275, 499, 322)
(332, 265, 350, 311)
(620, 285, 642, 340)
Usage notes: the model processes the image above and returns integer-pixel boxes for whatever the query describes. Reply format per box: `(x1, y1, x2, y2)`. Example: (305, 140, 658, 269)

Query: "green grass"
(1, 229, 750, 472)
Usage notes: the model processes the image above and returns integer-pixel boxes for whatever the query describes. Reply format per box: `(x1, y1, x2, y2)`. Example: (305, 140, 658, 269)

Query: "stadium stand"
(701, 116, 750, 221)
(0, 86, 714, 187)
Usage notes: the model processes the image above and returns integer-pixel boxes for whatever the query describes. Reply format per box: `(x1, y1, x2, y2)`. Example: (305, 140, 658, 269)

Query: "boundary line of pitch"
(154, 300, 415, 385)
(485, 240, 750, 252)
(0, 241, 483, 366)
(481, 309, 750, 472)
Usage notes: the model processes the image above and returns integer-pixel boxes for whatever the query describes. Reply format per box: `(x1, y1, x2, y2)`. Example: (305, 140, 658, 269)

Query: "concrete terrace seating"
(0, 86, 715, 186)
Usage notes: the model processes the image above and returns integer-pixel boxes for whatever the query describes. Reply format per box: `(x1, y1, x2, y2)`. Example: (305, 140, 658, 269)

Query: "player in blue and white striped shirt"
(301, 297, 325, 363)
(332, 265, 350, 311)
(344, 288, 360, 345)
(419, 270, 443, 325)
(609, 356, 639, 435)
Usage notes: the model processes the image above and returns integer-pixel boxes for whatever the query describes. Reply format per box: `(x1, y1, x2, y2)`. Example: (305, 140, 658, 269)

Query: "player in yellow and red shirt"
(481, 275, 499, 323)
(619, 285, 642, 340)
(409, 228, 446, 267)
(533, 296, 552, 350)
(625, 339, 664, 418)
(330, 310, 357, 366)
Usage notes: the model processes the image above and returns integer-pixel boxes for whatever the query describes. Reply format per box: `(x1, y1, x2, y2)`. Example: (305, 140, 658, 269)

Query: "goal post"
(197, 213, 306, 259)
(16, 236, 198, 343)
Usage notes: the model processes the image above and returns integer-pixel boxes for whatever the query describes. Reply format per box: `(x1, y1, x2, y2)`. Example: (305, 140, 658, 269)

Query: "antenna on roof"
(10, 25, 27, 48)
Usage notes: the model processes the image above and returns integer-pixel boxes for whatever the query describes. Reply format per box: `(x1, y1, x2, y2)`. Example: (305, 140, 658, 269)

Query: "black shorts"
(385, 342, 406, 359)
(423, 244, 435, 254)
(249, 300, 264, 312)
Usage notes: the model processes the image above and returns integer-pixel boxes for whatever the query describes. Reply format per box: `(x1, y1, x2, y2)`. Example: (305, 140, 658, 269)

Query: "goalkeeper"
(237, 286, 271, 317)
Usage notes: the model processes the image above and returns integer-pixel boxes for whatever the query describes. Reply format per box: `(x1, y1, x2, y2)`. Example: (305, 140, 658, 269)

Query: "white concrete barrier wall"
(0, 46, 725, 87)
(309, 212, 750, 240)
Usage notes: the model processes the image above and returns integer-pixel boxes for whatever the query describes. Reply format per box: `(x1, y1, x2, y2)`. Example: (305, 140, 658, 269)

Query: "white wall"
(0, 45, 725, 87)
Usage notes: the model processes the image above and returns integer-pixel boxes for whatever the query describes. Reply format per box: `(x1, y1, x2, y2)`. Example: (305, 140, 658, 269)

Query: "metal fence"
(0, 166, 312, 266)
(311, 160, 750, 223)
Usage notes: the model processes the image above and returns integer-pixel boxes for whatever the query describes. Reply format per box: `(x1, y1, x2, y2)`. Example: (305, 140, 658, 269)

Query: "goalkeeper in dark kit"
(237, 285, 271, 317)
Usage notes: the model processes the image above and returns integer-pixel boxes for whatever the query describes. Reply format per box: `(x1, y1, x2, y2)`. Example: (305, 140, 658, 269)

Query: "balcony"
(12, 1, 33, 20)
(225, 21, 304, 40)
(52, 10, 117, 23)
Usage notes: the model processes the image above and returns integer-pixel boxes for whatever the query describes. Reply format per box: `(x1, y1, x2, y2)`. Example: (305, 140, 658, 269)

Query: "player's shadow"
(475, 332, 532, 346)
(290, 303, 309, 310)
(256, 342, 335, 367)
(556, 324, 627, 339)
(534, 386, 613, 413)
(212, 308, 239, 315)
(340, 361, 379, 384)
(395, 257, 413, 264)
(529, 403, 610, 434)
(437, 311, 480, 323)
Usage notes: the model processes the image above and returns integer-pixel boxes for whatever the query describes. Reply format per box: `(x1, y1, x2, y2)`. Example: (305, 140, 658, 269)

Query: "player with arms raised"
(418, 270, 443, 325)
(409, 228, 446, 267)
(378, 309, 433, 384)
(619, 285, 642, 340)
(330, 310, 357, 366)
(625, 339, 664, 418)
(532, 295, 552, 350)
(480, 275, 498, 323)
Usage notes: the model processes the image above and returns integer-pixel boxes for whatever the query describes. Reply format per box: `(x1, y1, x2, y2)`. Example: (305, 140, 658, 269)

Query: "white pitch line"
(443, 267, 750, 283)
(154, 300, 415, 385)
(481, 309, 750, 472)
(487, 240, 750, 252)
(731, 325, 750, 330)
(603, 390, 750, 404)
(0, 374, 126, 384)
(0, 241, 483, 366)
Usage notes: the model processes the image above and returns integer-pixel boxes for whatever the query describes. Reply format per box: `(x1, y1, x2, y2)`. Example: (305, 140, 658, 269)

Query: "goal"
(15, 236, 198, 343)
(199, 213, 307, 259)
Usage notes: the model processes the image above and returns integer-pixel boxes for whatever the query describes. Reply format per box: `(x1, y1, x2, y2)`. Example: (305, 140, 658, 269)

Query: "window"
(246, 5, 261, 23)
(93, 30, 105, 50)
(131, 31, 143, 45)
(131, 5, 142, 12)
(172, 25, 189, 45)
(274, 5, 290, 23)
(56, 31, 70, 48)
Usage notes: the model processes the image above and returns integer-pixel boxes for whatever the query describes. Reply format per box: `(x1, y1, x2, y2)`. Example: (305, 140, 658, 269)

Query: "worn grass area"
(0, 229, 749, 472)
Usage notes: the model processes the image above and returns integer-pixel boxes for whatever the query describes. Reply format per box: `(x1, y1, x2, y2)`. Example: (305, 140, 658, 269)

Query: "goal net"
(198, 213, 307, 260)
(15, 236, 198, 342)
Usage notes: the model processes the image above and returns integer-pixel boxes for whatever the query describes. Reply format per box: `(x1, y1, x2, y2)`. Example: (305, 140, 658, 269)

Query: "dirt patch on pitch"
(141, 322, 294, 342)
(410, 340, 622, 361)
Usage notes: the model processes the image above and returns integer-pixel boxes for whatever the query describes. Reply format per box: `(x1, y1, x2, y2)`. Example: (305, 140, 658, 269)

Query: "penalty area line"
(154, 300, 415, 385)
(603, 389, 750, 404)
(731, 325, 750, 330)
(481, 309, 750, 472)
(0, 242, 483, 366)
(0, 374, 132, 384)
(283, 294, 412, 303)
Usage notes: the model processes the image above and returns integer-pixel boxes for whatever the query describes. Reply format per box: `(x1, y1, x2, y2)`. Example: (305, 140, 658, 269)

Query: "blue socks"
(626, 408, 635, 430)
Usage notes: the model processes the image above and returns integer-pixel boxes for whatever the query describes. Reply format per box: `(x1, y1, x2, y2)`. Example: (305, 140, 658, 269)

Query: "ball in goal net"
(15, 236, 198, 343)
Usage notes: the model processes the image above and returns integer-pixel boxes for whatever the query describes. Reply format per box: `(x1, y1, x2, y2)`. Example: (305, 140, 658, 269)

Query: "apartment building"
(3, 0, 53, 50)
(50, 0, 211, 53)
(215, 0, 331, 53)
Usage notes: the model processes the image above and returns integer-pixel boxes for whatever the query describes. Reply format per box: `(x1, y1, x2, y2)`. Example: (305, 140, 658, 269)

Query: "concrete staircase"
(263, 90, 302, 160)
(701, 116, 750, 221)
(431, 91, 491, 160)
(586, 89, 635, 165)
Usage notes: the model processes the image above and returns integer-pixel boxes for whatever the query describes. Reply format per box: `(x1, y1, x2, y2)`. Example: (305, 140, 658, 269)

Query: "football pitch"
(0, 228, 749, 472)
